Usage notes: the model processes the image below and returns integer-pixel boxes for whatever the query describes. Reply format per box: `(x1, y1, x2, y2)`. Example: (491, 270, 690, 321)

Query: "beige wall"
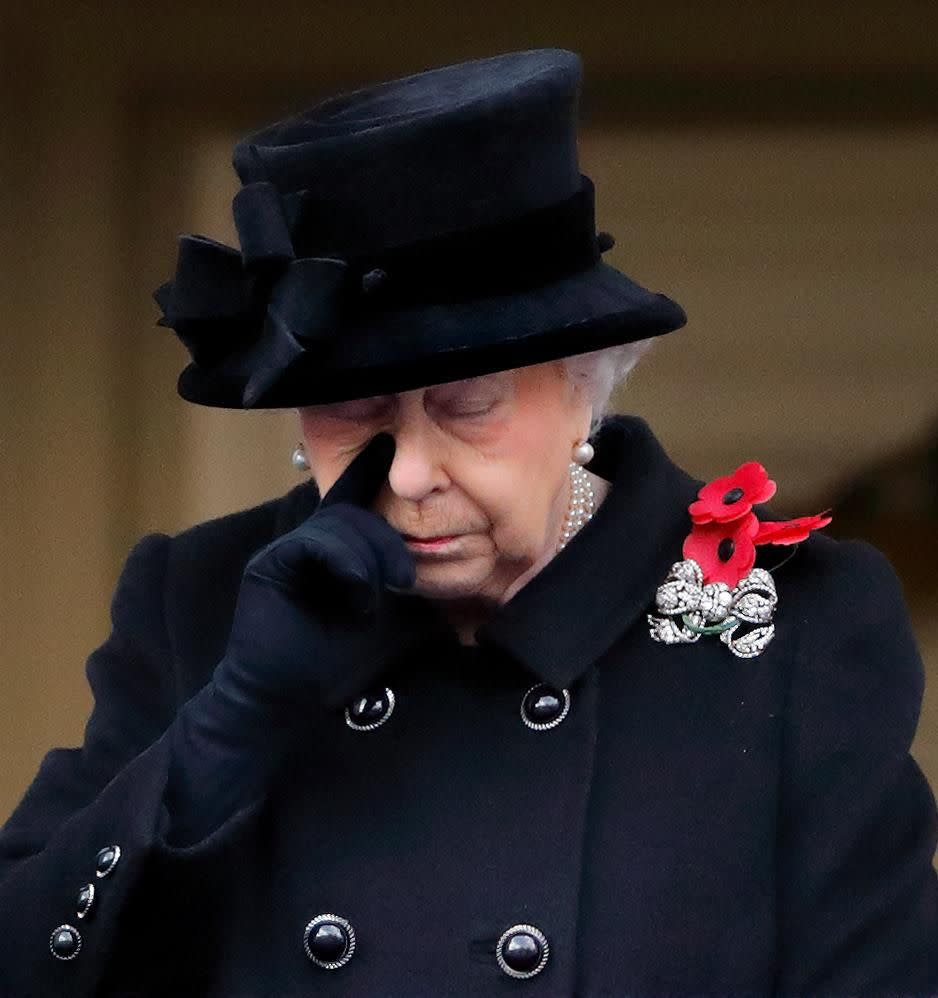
(2, 3, 936, 837)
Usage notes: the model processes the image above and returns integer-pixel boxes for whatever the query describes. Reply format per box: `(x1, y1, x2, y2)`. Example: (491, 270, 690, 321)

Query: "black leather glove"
(164, 433, 431, 846)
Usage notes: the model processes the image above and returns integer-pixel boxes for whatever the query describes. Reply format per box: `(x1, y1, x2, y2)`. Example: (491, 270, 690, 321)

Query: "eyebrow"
(430, 373, 509, 392)
(340, 375, 507, 408)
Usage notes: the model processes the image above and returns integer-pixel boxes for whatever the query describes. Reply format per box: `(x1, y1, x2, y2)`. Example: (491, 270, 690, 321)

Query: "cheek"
(481, 408, 569, 475)
(457, 447, 562, 548)
(299, 427, 366, 493)
(478, 415, 571, 539)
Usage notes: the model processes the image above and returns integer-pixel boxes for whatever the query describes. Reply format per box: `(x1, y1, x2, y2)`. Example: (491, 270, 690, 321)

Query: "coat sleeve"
(0, 533, 264, 998)
(774, 537, 938, 995)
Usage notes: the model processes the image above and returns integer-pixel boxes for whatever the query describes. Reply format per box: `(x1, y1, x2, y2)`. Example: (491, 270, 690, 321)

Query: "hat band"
(299, 172, 606, 310)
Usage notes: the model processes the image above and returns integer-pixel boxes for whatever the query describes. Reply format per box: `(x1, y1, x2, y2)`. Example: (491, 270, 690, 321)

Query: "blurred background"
(1, 2, 936, 832)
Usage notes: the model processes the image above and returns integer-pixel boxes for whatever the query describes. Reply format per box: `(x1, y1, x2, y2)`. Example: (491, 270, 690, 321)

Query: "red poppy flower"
(689, 462, 777, 525)
(682, 512, 760, 588)
(754, 511, 832, 546)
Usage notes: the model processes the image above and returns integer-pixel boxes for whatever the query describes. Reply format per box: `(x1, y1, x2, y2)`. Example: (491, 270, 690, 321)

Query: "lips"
(403, 534, 456, 542)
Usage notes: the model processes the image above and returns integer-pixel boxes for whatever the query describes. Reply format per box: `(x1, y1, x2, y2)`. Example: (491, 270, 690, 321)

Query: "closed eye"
(441, 399, 498, 418)
(427, 372, 511, 418)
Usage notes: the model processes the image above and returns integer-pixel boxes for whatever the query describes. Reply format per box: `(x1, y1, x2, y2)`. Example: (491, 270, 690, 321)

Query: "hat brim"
(176, 261, 686, 408)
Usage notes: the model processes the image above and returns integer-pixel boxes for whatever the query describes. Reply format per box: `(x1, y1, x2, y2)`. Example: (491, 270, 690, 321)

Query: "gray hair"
(560, 338, 656, 438)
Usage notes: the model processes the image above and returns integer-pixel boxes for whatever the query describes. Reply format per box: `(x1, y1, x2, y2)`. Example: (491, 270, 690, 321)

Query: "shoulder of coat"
(165, 479, 318, 576)
(778, 529, 907, 633)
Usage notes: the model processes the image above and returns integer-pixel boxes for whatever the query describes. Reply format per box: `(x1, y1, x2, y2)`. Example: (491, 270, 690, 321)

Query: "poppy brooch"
(648, 462, 832, 658)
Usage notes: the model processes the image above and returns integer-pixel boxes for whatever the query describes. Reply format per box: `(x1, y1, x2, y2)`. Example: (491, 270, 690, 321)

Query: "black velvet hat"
(154, 48, 686, 409)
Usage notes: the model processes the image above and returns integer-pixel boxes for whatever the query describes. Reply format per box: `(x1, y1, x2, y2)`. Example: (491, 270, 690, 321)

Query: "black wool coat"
(1, 415, 936, 997)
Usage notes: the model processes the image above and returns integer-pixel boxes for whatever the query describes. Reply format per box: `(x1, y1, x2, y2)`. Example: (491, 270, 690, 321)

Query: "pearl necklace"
(557, 462, 596, 552)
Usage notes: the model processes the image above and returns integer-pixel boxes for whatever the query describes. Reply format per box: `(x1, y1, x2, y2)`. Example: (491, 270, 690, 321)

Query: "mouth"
(401, 533, 462, 553)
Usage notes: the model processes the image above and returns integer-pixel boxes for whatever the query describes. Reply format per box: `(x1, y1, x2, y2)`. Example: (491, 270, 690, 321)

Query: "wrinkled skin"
(297, 360, 611, 642)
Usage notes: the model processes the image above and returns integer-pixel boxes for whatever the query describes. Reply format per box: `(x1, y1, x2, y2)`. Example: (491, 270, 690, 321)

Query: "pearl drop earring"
(571, 439, 594, 466)
(291, 442, 310, 471)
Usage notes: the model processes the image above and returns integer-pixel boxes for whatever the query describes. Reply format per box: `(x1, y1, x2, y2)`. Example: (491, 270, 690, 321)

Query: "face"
(297, 361, 592, 605)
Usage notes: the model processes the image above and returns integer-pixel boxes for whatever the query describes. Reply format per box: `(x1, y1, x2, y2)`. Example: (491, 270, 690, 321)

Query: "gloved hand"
(216, 431, 421, 715)
(164, 432, 431, 846)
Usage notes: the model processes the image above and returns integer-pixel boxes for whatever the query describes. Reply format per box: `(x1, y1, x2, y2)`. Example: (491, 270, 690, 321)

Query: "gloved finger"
(325, 562, 381, 615)
(328, 504, 417, 591)
(310, 511, 385, 604)
(312, 506, 415, 595)
(253, 551, 377, 617)
(272, 514, 409, 615)
(250, 527, 377, 594)
(319, 432, 396, 511)
(247, 503, 409, 608)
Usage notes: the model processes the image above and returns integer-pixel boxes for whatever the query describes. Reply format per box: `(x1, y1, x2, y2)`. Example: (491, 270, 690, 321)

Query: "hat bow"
(153, 181, 354, 407)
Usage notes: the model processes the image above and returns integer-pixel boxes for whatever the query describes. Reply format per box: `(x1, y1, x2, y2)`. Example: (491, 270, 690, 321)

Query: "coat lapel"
(474, 415, 701, 688)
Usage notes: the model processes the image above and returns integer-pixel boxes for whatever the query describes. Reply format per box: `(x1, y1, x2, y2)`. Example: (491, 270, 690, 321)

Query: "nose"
(386, 419, 449, 502)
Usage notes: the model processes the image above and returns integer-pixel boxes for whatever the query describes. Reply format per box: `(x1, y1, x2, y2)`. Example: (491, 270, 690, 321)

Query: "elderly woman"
(2, 49, 936, 997)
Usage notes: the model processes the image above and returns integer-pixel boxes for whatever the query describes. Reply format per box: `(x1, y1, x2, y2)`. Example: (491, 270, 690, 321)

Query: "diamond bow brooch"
(648, 461, 832, 658)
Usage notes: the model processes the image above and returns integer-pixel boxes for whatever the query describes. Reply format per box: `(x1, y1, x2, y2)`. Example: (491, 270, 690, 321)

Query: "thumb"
(319, 433, 395, 510)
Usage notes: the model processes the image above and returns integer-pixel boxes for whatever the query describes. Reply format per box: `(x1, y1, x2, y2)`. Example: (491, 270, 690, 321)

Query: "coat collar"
(272, 415, 701, 691)
(473, 415, 700, 688)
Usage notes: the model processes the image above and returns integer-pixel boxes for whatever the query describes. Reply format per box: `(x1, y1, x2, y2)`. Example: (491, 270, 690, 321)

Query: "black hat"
(154, 48, 686, 409)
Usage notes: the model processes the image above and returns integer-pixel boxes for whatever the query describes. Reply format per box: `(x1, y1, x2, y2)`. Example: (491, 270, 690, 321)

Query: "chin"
(412, 562, 492, 601)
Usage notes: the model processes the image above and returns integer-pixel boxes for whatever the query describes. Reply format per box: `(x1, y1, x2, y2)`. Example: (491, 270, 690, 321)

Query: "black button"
(95, 845, 121, 878)
(722, 487, 745, 505)
(303, 913, 356, 969)
(76, 883, 95, 920)
(496, 923, 549, 979)
(521, 684, 570, 730)
(345, 687, 395, 731)
(504, 933, 539, 971)
(361, 267, 388, 294)
(50, 924, 82, 960)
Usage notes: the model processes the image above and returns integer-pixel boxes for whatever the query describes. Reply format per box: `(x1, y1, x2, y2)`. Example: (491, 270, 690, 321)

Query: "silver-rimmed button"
(345, 687, 396, 731)
(76, 883, 95, 920)
(520, 684, 570, 730)
(496, 923, 549, 979)
(50, 924, 82, 961)
(95, 845, 121, 878)
(303, 913, 356, 969)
